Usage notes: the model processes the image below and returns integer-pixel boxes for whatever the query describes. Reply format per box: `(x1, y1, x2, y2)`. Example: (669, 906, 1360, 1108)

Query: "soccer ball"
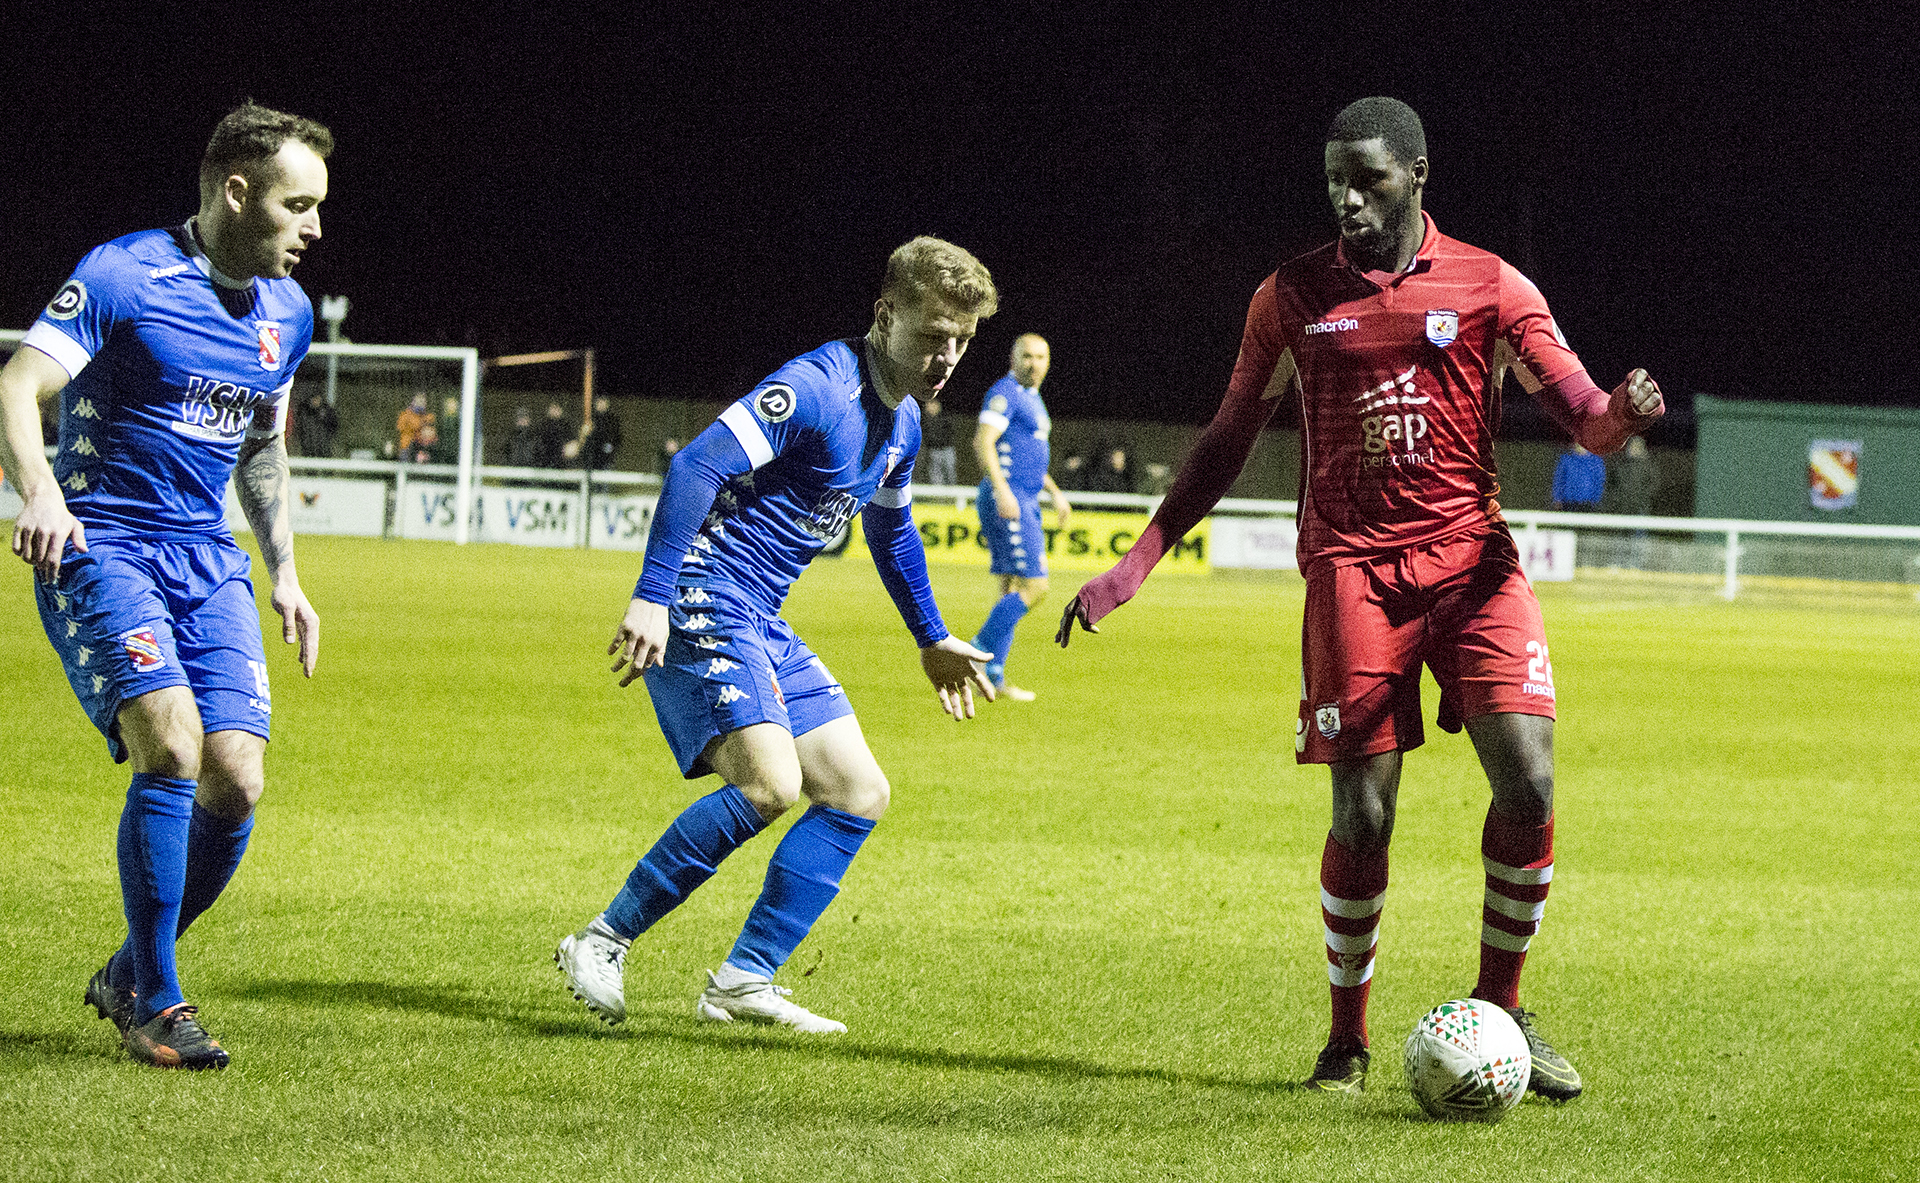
(1403, 998, 1532, 1121)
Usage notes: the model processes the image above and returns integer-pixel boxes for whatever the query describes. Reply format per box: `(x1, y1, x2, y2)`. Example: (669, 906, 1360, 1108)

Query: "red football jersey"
(1227, 213, 1588, 565)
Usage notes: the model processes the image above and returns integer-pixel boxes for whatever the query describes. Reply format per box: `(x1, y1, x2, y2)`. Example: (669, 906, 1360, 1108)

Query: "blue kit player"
(555, 236, 999, 1033)
(970, 333, 1070, 701)
(0, 102, 328, 1069)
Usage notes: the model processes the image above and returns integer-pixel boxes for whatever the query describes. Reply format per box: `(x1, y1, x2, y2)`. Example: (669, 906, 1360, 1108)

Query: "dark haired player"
(555, 236, 997, 1034)
(1058, 97, 1663, 1097)
(1, 101, 329, 1069)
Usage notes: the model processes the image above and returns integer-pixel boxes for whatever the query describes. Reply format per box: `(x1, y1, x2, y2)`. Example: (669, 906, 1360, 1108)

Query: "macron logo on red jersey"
(1305, 317, 1360, 336)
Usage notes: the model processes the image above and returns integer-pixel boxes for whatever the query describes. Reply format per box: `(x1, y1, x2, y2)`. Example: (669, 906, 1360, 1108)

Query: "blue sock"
(109, 803, 255, 989)
(177, 803, 254, 938)
(117, 774, 196, 1024)
(602, 785, 768, 939)
(726, 804, 875, 978)
(973, 591, 1029, 684)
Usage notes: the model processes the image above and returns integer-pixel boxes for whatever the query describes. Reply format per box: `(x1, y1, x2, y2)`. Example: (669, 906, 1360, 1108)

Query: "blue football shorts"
(643, 582, 853, 778)
(975, 483, 1047, 579)
(36, 537, 271, 763)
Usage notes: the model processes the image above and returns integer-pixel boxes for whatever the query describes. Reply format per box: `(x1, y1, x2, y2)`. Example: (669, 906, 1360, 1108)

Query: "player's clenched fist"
(609, 596, 671, 686)
(1615, 368, 1664, 421)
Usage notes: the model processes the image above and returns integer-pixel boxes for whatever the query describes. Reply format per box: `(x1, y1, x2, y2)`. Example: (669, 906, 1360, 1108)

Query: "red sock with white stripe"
(1320, 833, 1388, 1048)
(1473, 808, 1554, 1009)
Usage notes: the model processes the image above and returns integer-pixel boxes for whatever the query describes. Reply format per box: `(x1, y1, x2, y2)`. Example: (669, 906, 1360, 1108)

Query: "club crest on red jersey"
(257, 322, 283, 371)
(119, 628, 167, 671)
(1425, 309, 1458, 348)
(1315, 703, 1342, 738)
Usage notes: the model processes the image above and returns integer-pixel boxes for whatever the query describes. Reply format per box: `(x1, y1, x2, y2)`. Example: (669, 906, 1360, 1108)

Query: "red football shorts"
(1295, 524, 1556, 765)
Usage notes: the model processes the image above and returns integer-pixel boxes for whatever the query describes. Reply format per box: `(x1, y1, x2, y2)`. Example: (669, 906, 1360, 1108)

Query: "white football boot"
(696, 969, 846, 1034)
(554, 916, 630, 1024)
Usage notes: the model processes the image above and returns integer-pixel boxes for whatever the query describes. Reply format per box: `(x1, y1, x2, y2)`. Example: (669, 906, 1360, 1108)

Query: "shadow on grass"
(224, 976, 1325, 1096)
(0, 1027, 121, 1065)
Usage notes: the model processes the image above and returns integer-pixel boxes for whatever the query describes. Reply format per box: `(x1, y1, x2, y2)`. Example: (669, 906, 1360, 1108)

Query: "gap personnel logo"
(257, 322, 283, 370)
(753, 384, 796, 423)
(1315, 703, 1342, 738)
(300, 491, 322, 507)
(1425, 309, 1458, 348)
(1305, 316, 1360, 335)
(119, 628, 166, 671)
(46, 281, 87, 320)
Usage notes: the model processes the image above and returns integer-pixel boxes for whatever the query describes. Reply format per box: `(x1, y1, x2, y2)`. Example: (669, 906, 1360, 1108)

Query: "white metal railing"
(789, 485, 1920, 600)
(7, 323, 1916, 597)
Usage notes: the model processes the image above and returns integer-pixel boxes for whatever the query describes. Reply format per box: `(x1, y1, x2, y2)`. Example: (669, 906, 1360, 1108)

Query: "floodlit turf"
(2, 535, 1916, 1181)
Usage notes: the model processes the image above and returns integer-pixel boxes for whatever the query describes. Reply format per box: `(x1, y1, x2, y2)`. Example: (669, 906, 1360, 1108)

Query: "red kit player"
(1058, 97, 1664, 1098)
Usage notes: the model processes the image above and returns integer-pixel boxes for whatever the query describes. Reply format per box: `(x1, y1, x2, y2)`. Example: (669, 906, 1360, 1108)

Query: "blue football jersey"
(21, 224, 314, 541)
(637, 339, 921, 617)
(978, 372, 1051, 497)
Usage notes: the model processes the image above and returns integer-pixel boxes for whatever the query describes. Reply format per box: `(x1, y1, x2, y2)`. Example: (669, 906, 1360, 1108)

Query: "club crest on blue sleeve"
(119, 628, 167, 671)
(753, 384, 796, 423)
(46, 281, 87, 320)
(1425, 310, 1458, 348)
(257, 322, 284, 370)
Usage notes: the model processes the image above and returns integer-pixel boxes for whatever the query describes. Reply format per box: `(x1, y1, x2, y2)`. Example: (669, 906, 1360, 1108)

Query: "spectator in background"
(296, 390, 337, 459)
(919, 396, 957, 485)
(396, 392, 431, 454)
(655, 436, 681, 476)
(506, 405, 539, 467)
(583, 395, 623, 470)
(1551, 443, 1605, 511)
(404, 420, 438, 464)
(535, 400, 570, 468)
(1057, 450, 1088, 491)
(1607, 435, 1657, 566)
(1082, 441, 1134, 494)
(1606, 436, 1655, 517)
(1140, 461, 1173, 497)
(431, 396, 462, 465)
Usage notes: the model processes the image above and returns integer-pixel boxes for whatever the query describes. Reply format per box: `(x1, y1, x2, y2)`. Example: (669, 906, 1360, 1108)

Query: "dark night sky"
(5, 4, 1916, 433)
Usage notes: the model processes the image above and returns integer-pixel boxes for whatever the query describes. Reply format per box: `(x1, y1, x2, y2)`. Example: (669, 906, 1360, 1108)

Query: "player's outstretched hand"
(1056, 564, 1139, 648)
(920, 635, 995, 721)
(11, 492, 86, 582)
(609, 596, 671, 687)
(1055, 591, 1099, 647)
(271, 579, 319, 677)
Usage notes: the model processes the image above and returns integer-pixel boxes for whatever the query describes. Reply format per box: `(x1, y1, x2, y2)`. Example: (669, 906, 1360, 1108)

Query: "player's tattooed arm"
(237, 433, 320, 676)
(237, 433, 296, 578)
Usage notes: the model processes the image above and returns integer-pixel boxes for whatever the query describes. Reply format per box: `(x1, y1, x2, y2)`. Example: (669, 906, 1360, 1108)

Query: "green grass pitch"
(2, 535, 1915, 1181)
